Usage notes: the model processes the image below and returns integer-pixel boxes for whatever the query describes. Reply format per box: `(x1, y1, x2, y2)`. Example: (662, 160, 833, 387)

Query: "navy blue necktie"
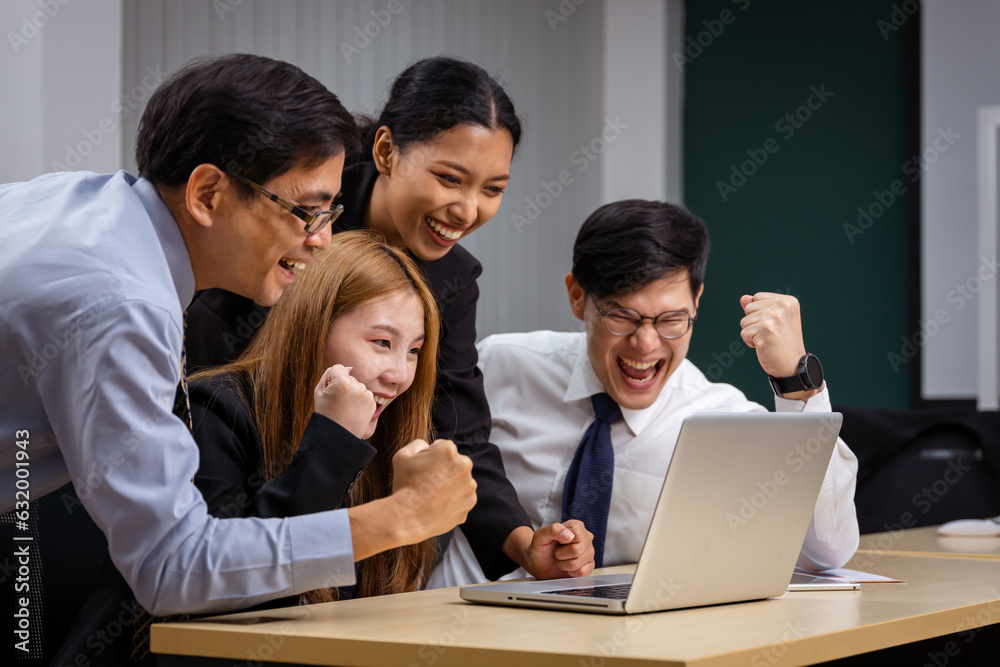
(562, 393, 621, 568)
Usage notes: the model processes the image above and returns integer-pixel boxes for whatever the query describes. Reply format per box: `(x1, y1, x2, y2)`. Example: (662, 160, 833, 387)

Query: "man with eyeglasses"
(0, 52, 478, 645)
(427, 198, 859, 587)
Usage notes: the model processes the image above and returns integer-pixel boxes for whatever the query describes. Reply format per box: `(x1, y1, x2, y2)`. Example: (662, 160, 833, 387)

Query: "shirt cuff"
(289, 509, 356, 591)
(773, 383, 833, 413)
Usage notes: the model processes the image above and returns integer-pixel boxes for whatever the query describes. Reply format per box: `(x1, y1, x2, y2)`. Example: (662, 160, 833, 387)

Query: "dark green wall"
(683, 0, 919, 409)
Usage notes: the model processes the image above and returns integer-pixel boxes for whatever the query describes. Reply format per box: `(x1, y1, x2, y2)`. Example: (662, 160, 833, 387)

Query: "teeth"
(426, 218, 463, 241)
(281, 259, 304, 270)
(620, 357, 658, 370)
(374, 396, 391, 406)
(629, 372, 657, 384)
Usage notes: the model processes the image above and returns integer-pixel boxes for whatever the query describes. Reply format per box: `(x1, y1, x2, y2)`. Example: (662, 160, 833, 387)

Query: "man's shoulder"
(477, 330, 583, 368)
(671, 359, 760, 409)
(477, 332, 582, 414)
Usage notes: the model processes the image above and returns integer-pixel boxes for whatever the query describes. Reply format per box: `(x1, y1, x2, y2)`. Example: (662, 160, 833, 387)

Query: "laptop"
(460, 412, 848, 614)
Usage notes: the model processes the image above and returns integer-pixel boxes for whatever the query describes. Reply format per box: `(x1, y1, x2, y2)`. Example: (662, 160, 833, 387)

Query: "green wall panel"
(683, 0, 918, 409)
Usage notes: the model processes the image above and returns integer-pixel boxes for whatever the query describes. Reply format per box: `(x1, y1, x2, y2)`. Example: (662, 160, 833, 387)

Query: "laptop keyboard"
(542, 583, 632, 599)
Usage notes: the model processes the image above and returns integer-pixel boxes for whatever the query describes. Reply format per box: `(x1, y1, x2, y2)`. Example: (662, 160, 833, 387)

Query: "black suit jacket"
(185, 161, 530, 579)
(188, 372, 376, 520)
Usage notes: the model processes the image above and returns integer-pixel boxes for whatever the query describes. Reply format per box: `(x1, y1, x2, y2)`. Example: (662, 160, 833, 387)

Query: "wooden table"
(854, 525, 1000, 562)
(152, 552, 1000, 667)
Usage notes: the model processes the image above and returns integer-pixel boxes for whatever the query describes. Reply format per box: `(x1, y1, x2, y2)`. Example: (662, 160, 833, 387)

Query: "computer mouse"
(936, 519, 1000, 537)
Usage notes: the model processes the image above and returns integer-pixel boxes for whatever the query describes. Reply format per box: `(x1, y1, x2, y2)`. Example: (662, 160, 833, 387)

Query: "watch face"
(804, 354, 823, 387)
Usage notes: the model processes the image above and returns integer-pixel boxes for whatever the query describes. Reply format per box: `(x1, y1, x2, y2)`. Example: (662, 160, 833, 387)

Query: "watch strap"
(768, 353, 823, 396)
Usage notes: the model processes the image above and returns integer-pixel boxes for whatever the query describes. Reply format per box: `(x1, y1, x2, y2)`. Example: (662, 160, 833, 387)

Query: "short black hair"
(352, 56, 521, 163)
(572, 199, 710, 299)
(136, 53, 360, 199)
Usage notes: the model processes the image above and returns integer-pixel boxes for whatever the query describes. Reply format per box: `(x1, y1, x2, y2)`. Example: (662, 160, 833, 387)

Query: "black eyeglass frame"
(589, 294, 697, 340)
(232, 174, 344, 234)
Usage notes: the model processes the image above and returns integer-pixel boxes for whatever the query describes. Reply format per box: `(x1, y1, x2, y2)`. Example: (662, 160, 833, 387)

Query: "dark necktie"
(562, 393, 621, 568)
(131, 312, 193, 664)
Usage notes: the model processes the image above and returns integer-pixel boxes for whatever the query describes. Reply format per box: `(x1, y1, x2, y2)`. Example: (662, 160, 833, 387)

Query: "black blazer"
(185, 161, 531, 579)
(188, 372, 376, 521)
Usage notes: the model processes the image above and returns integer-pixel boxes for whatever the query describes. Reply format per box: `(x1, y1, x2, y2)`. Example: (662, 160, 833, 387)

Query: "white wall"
(2, 0, 675, 339)
(922, 1, 1000, 402)
(119, 0, 674, 339)
(601, 0, 666, 203)
(0, 0, 122, 183)
(0, 0, 44, 183)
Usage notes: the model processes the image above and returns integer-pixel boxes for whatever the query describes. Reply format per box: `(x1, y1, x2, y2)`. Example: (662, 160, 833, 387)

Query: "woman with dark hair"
(186, 56, 594, 582)
(191, 231, 449, 601)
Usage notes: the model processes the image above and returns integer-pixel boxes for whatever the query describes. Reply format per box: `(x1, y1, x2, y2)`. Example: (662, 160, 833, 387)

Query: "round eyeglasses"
(233, 174, 344, 234)
(590, 294, 696, 339)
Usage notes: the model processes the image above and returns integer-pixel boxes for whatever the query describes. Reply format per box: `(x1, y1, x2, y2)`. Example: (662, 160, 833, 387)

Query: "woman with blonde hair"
(187, 56, 595, 582)
(189, 230, 458, 601)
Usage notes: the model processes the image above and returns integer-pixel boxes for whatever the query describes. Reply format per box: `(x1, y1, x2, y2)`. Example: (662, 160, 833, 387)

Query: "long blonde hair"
(193, 230, 440, 601)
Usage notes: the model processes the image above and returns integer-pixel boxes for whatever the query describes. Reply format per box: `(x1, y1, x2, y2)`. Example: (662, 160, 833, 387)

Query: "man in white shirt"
(428, 198, 860, 587)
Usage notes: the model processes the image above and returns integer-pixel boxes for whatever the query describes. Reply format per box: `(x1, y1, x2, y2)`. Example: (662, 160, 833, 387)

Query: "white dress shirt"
(427, 330, 860, 588)
(0, 171, 354, 615)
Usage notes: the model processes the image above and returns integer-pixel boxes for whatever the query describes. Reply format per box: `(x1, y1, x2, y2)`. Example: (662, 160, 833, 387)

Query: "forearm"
(775, 383, 861, 569)
(797, 433, 860, 569)
(500, 525, 536, 570)
(254, 414, 375, 518)
(347, 496, 416, 561)
(134, 508, 355, 615)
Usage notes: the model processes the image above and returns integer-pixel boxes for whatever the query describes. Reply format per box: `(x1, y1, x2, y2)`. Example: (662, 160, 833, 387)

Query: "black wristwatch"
(768, 353, 824, 397)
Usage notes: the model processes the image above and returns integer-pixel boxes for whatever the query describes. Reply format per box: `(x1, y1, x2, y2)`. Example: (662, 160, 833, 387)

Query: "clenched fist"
(390, 438, 477, 542)
(313, 364, 376, 438)
(739, 292, 821, 400)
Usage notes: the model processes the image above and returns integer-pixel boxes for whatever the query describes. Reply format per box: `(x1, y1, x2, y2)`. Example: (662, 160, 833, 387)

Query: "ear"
(184, 164, 229, 228)
(566, 273, 586, 321)
(372, 125, 395, 176)
(694, 283, 705, 311)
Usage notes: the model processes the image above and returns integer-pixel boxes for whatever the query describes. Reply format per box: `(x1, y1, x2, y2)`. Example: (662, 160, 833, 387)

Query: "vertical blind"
(123, 0, 607, 338)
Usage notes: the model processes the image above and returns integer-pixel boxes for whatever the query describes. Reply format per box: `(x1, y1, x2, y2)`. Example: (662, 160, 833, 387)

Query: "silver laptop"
(460, 412, 848, 614)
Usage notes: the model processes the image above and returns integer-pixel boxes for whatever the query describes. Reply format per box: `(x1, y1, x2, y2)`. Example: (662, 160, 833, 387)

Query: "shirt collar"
(562, 332, 688, 436)
(564, 334, 607, 404)
(131, 174, 197, 309)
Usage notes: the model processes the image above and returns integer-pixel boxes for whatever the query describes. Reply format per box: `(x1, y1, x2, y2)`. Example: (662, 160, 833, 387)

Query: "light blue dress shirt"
(0, 171, 355, 615)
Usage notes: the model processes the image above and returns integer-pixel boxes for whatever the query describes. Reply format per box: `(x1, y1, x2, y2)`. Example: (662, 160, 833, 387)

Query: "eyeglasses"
(232, 174, 344, 234)
(590, 294, 696, 339)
